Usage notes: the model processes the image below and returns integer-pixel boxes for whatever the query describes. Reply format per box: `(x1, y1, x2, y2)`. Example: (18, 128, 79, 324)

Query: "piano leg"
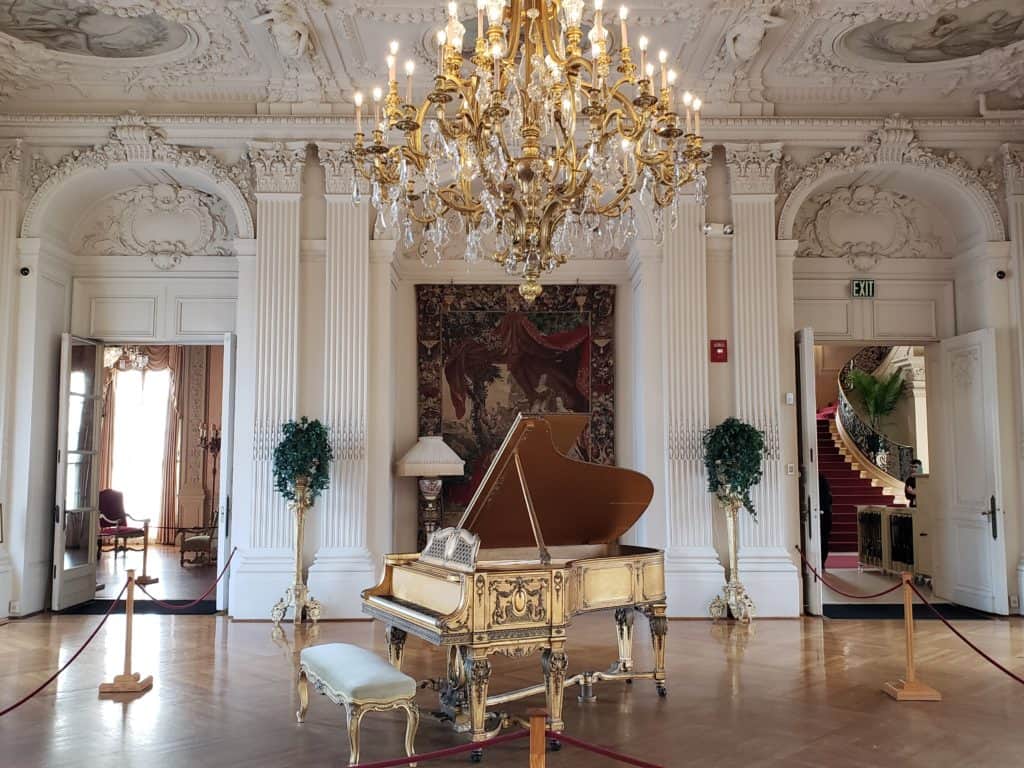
(542, 643, 569, 737)
(610, 607, 635, 676)
(385, 626, 408, 670)
(465, 649, 492, 745)
(643, 602, 669, 696)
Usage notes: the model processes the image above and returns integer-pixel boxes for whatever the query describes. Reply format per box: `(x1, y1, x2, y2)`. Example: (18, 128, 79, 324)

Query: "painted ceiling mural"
(0, 0, 1020, 111)
(841, 0, 1024, 64)
(0, 0, 189, 58)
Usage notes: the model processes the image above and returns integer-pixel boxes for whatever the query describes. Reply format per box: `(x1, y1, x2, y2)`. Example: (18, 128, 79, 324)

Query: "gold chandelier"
(348, 0, 708, 302)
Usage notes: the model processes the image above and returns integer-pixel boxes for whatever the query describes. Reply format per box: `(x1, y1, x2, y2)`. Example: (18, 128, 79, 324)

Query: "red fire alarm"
(710, 339, 728, 363)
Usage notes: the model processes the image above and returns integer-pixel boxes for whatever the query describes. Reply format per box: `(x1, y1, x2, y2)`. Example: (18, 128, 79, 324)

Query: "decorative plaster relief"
(78, 182, 236, 269)
(778, 116, 1004, 241)
(793, 185, 947, 271)
(23, 112, 254, 238)
(724, 142, 783, 194)
(1002, 143, 1024, 196)
(247, 140, 307, 194)
(316, 141, 354, 195)
(0, 139, 21, 191)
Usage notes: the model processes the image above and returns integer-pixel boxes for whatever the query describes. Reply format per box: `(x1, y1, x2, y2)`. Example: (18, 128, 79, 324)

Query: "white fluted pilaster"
(661, 199, 724, 615)
(725, 142, 799, 616)
(230, 142, 307, 619)
(1004, 144, 1024, 615)
(306, 143, 375, 617)
(0, 140, 21, 619)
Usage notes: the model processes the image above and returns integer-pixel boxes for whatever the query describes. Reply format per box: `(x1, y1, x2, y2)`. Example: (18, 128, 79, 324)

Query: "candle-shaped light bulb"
(682, 90, 693, 106)
(448, 0, 458, 17)
(354, 90, 363, 133)
(491, 41, 502, 87)
(666, 68, 677, 108)
(372, 85, 383, 128)
(477, 0, 486, 39)
(658, 48, 668, 88)
(645, 62, 654, 78)
(386, 54, 396, 83)
(638, 34, 648, 73)
(389, 40, 399, 56)
(486, 0, 504, 27)
(683, 90, 693, 133)
(692, 96, 701, 135)
(436, 29, 446, 74)
(618, 6, 628, 49)
(404, 59, 415, 103)
(594, 0, 604, 28)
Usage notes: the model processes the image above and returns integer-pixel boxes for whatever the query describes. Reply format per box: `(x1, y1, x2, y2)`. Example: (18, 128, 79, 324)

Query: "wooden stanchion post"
(528, 708, 547, 768)
(883, 572, 941, 701)
(99, 569, 153, 696)
(135, 521, 158, 586)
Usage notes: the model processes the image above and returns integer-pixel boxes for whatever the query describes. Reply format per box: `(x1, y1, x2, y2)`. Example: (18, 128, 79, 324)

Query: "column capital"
(316, 141, 356, 196)
(0, 139, 22, 192)
(724, 142, 783, 195)
(1003, 143, 1024, 197)
(247, 140, 308, 195)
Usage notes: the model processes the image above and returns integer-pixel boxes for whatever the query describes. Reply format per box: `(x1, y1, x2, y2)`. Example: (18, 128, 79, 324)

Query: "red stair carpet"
(816, 416, 896, 567)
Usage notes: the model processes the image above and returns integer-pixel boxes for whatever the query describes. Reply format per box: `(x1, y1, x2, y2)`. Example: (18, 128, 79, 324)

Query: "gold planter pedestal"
(709, 501, 755, 623)
(272, 478, 322, 626)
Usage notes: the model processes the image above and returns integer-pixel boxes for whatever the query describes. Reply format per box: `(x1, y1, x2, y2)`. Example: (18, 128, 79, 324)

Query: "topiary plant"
(703, 417, 767, 520)
(272, 417, 334, 504)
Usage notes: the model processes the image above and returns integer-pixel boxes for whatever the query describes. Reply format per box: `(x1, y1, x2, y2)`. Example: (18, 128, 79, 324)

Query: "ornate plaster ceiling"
(0, 0, 1020, 115)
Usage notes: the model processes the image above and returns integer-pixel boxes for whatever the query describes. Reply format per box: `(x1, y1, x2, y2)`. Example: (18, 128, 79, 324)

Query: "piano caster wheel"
(626, 678, 633, 685)
(657, 683, 668, 698)
(548, 738, 562, 752)
(470, 748, 484, 763)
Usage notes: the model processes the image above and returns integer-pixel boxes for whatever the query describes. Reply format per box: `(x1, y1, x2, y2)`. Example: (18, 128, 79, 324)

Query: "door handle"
(989, 495, 998, 540)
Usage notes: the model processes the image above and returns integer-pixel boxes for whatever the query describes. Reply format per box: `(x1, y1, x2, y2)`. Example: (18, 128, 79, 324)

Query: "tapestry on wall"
(417, 283, 616, 532)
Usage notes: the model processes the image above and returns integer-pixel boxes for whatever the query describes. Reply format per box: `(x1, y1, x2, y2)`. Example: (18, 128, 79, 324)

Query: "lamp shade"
(396, 435, 464, 477)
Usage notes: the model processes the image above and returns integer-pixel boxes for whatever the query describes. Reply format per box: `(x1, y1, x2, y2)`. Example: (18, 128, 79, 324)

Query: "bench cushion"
(300, 643, 416, 702)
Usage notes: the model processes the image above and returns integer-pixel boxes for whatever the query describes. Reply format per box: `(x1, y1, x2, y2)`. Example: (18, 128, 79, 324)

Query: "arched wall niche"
(778, 116, 1005, 247)
(21, 113, 254, 242)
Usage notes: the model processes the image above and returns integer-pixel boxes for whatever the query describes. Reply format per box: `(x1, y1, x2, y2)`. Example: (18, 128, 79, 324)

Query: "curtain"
(158, 346, 185, 544)
(99, 368, 116, 492)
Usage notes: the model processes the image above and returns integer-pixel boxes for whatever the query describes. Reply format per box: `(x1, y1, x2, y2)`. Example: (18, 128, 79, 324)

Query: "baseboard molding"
(737, 547, 801, 617)
(665, 547, 725, 617)
(307, 547, 377, 619)
(227, 549, 295, 621)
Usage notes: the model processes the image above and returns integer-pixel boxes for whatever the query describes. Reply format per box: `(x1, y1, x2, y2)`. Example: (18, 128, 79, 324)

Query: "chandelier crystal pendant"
(348, 0, 708, 302)
(106, 345, 150, 372)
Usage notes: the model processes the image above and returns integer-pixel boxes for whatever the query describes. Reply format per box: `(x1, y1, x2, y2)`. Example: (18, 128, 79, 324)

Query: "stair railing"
(837, 356, 915, 484)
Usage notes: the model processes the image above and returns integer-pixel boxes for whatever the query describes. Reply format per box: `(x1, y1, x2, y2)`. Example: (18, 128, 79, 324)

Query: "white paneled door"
(216, 333, 236, 611)
(52, 335, 104, 611)
(934, 329, 1008, 614)
(796, 328, 822, 615)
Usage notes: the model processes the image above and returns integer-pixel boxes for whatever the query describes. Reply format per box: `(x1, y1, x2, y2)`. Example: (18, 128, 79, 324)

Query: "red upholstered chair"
(98, 489, 150, 560)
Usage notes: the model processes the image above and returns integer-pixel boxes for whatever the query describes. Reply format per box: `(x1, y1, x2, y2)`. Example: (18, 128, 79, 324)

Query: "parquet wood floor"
(97, 544, 216, 600)
(1, 612, 1022, 768)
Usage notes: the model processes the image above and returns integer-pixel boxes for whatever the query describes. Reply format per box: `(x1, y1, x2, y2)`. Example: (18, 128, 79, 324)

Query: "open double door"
(51, 334, 236, 612)
(796, 326, 1011, 616)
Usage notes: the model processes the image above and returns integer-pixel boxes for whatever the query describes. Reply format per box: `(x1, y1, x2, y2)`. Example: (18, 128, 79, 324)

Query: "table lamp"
(396, 435, 464, 548)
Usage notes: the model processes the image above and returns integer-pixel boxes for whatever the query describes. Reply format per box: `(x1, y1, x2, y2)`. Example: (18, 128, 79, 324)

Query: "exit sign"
(852, 279, 875, 298)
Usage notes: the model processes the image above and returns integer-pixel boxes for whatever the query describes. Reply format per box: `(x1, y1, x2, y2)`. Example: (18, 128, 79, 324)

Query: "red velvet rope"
(0, 581, 130, 718)
(348, 729, 529, 768)
(908, 582, 1024, 686)
(552, 731, 666, 768)
(795, 546, 903, 600)
(134, 547, 237, 610)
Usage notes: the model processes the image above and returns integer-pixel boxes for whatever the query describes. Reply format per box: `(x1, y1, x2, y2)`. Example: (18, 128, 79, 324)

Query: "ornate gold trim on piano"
(362, 415, 668, 744)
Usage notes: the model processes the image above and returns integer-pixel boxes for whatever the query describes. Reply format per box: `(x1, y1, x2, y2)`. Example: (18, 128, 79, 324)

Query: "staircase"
(817, 416, 897, 556)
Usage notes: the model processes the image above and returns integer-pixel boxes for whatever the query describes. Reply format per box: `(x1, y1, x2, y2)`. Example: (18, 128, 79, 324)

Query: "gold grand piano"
(362, 414, 667, 744)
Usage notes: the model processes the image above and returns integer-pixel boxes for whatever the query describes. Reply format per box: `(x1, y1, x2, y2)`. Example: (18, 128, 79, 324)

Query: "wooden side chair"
(98, 489, 150, 560)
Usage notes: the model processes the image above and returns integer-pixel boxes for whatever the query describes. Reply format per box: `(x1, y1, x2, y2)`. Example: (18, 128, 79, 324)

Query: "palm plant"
(847, 369, 905, 453)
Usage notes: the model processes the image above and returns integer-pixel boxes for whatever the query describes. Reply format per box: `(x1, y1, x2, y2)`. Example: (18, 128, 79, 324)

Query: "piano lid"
(456, 414, 654, 548)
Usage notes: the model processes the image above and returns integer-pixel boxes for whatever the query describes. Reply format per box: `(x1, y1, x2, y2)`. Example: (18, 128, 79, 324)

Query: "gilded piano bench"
(296, 643, 419, 766)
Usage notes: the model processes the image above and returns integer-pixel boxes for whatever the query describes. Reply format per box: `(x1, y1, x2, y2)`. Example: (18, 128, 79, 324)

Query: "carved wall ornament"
(724, 142, 783, 195)
(24, 112, 254, 239)
(317, 141, 355, 195)
(78, 182, 236, 269)
(725, 2, 787, 64)
(0, 139, 21, 192)
(951, 346, 979, 390)
(793, 185, 947, 271)
(1002, 144, 1024, 197)
(252, 1, 311, 59)
(248, 140, 308, 194)
(778, 116, 1005, 242)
